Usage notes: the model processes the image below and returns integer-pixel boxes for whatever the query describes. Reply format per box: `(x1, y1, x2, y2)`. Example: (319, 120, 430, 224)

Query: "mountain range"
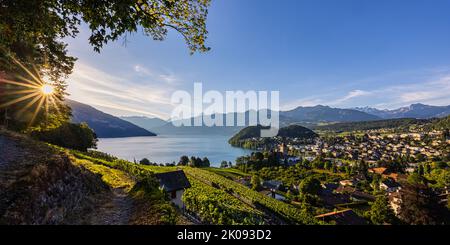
(281, 105, 380, 124)
(66, 99, 156, 138)
(124, 106, 381, 136)
(354, 103, 450, 119)
(68, 100, 450, 137)
(120, 116, 168, 130)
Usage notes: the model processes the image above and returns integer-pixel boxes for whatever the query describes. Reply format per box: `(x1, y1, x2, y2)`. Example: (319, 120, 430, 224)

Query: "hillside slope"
(281, 105, 380, 123)
(67, 99, 156, 138)
(312, 118, 430, 132)
(0, 130, 108, 224)
(229, 124, 318, 146)
(355, 103, 450, 119)
(0, 129, 184, 225)
(120, 116, 167, 131)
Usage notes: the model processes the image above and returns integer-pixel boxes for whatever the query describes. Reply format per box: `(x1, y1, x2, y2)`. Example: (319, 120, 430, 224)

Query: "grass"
(73, 158, 135, 192)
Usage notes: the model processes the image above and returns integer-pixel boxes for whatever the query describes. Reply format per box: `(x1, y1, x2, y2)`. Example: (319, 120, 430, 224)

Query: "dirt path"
(0, 131, 136, 225)
(90, 188, 134, 225)
(0, 135, 21, 167)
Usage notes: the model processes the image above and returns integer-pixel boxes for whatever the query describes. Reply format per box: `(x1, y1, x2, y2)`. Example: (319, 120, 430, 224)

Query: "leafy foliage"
(1, 0, 211, 130)
(299, 177, 322, 195)
(229, 124, 317, 148)
(397, 184, 450, 225)
(313, 118, 430, 133)
(367, 195, 394, 225)
(31, 122, 97, 151)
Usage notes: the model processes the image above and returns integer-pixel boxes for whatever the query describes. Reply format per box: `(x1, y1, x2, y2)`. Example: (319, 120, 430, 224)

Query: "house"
(388, 191, 402, 216)
(335, 186, 375, 202)
(321, 183, 339, 191)
(259, 190, 287, 201)
(262, 180, 283, 191)
(154, 170, 191, 209)
(380, 179, 401, 193)
(315, 209, 367, 225)
(339, 179, 355, 187)
(278, 143, 288, 156)
(368, 167, 387, 175)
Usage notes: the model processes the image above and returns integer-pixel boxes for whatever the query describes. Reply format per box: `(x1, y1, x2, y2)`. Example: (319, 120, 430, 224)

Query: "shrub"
(31, 122, 97, 151)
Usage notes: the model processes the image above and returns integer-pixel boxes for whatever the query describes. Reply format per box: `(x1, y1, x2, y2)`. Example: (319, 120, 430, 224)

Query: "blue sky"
(66, 0, 450, 119)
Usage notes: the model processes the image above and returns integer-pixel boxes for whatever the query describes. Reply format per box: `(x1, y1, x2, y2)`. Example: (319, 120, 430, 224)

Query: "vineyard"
(182, 177, 264, 224)
(183, 167, 320, 225)
(65, 149, 319, 225)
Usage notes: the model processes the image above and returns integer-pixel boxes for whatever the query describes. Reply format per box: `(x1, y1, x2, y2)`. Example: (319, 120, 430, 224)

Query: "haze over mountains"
(120, 116, 167, 130)
(69, 99, 450, 137)
(354, 103, 450, 119)
(281, 105, 380, 123)
(67, 100, 156, 138)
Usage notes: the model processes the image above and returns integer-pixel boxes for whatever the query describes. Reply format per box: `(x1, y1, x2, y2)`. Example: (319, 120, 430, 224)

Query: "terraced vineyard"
(183, 177, 264, 224)
(66, 150, 319, 225)
(183, 167, 319, 225)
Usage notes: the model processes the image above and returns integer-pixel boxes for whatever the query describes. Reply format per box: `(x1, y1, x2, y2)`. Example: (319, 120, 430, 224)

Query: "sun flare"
(41, 84, 54, 95)
(0, 56, 63, 126)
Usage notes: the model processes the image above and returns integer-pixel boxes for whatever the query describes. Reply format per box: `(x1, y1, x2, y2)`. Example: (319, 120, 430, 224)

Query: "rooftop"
(154, 170, 191, 192)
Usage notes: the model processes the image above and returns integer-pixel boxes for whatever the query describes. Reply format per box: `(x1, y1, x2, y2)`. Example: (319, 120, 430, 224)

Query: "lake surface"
(97, 135, 254, 167)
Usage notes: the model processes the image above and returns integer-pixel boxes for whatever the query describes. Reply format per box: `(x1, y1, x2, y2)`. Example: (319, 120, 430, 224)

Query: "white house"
(154, 170, 191, 209)
(380, 179, 401, 193)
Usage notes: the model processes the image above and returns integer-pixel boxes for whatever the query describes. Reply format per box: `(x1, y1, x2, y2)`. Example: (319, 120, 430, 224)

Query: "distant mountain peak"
(282, 105, 380, 123)
(353, 103, 450, 119)
(66, 99, 156, 138)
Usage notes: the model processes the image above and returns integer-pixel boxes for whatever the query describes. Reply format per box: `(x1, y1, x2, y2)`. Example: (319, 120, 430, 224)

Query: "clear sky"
(65, 0, 450, 119)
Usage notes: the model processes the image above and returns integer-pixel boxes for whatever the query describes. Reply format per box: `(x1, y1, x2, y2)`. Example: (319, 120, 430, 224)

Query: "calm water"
(97, 135, 254, 167)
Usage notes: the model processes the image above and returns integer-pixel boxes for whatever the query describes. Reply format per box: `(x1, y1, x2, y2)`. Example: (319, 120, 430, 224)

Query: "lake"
(97, 135, 254, 167)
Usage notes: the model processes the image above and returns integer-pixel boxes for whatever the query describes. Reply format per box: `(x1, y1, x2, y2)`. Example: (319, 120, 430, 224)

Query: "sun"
(41, 84, 54, 95)
(0, 56, 64, 126)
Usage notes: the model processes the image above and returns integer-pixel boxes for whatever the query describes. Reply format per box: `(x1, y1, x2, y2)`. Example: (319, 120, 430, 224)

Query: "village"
(228, 128, 449, 224)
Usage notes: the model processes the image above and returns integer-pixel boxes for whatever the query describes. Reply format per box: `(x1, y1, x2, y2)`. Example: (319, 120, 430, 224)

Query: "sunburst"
(0, 56, 62, 126)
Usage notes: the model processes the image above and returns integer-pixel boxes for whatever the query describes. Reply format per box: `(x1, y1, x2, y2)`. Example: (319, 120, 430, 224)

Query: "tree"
(398, 184, 450, 225)
(448, 198, 450, 211)
(251, 175, 261, 191)
(220, 161, 229, 168)
(299, 177, 322, 195)
(178, 155, 189, 166)
(407, 172, 424, 185)
(139, 158, 151, 165)
(434, 161, 448, 169)
(253, 152, 264, 162)
(1, 0, 211, 130)
(371, 174, 381, 191)
(423, 163, 431, 174)
(189, 156, 197, 167)
(417, 164, 424, 176)
(31, 122, 97, 151)
(367, 195, 394, 225)
(202, 157, 210, 167)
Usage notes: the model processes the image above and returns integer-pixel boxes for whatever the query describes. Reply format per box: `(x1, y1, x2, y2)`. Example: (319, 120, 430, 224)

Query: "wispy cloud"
(67, 62, 181, 119)
(329, 90, 372, 105)
(134, 65, 153, 77)
(134, 64, 179, 85)
(371, 75, 450, 108)
(282, 69, 450, 110)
